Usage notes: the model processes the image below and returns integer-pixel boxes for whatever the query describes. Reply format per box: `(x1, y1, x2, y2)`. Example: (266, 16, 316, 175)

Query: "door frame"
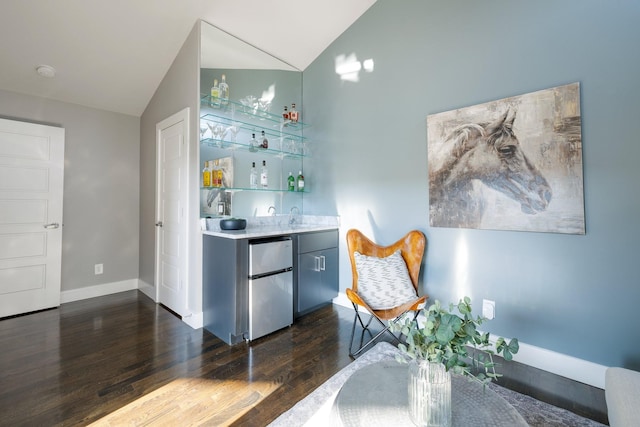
(154, 108, 190, 316)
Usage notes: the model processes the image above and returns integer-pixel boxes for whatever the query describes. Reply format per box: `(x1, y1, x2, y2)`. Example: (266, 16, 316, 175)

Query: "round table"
(332, 361, 528, 426)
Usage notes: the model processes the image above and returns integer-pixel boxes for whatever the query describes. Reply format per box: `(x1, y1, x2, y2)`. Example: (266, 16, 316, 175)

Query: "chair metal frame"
(346, 229, 427, 358)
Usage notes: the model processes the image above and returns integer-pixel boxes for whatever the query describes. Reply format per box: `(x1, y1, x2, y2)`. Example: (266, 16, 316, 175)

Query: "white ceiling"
(0, 0, 376, 117)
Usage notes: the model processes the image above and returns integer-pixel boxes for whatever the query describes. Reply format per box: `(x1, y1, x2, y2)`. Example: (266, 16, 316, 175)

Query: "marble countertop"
(201, 215, 339, 240)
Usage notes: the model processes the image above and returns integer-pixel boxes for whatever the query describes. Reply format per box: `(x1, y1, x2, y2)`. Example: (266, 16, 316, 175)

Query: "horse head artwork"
(429, 109, 552, 229)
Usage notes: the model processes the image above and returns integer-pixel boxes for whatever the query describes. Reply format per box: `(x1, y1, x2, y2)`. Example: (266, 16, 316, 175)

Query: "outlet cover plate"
(482, 299, 495, 320)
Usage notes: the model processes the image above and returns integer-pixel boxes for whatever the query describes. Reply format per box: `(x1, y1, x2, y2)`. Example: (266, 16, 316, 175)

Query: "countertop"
(201, 215, 339, 240)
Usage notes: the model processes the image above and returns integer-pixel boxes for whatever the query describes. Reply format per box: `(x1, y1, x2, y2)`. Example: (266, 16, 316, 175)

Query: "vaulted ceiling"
(0, 1, 376, 116)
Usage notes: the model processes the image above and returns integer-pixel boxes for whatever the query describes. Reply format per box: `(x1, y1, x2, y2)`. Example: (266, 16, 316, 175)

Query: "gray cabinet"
(296, 230, 339, 317)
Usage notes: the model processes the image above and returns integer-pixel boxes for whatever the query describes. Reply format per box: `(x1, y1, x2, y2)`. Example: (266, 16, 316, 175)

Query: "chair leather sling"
(346, 229, 427, 357)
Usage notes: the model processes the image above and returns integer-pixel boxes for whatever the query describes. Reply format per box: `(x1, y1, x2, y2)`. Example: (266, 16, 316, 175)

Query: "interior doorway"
(0, 118, 65, 317)
(155, 109, 189, 316)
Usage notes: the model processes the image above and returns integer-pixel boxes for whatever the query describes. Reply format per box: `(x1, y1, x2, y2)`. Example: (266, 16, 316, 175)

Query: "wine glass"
(208, 123, 225, 147)
(226, 123, 241, 149)
(200, 123, 208, 141)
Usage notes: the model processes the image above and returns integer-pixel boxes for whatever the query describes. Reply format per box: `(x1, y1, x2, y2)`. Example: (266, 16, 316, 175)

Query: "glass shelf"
(200, 113, 307, 142)
(200, 94, 308, 131)
(200, 186, 307, 193)
(200, 137, 308, 159)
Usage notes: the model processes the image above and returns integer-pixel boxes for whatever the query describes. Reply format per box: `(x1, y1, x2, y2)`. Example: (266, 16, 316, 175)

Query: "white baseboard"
(182, 311, 203, 329)
(61, 279, 203, 330)
(332, 292, 607, 389)
(61, 279, 138, 303)
(137, 279, 156, 301)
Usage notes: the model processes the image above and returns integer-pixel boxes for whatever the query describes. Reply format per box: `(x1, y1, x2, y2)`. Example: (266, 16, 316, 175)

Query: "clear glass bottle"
(249, 132, 258, 152)
(287, 172, 295, 191)
(261, 130, 269, 149)
(261, 160, 268, 189)
(210, 79, 220, 108)
(297, 170, 305, 192)
(249, 162, 258, 189)
(219, 74, 229, 106)
(202, 161, 211, 188)
(289, 103, 299, 123)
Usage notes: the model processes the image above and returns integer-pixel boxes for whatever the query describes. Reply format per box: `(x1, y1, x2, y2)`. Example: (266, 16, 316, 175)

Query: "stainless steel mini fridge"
(248, 237, 293, 340)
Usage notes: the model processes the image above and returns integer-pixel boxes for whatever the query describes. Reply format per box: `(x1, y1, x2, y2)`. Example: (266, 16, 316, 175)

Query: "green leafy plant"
(391, 296, 519, 385)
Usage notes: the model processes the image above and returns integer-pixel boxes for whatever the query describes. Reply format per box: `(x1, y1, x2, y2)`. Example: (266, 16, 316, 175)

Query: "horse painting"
(429, 109, 552, 230)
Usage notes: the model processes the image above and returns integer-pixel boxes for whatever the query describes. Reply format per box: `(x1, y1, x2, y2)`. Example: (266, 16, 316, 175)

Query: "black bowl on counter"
(219, 218, 247, 230)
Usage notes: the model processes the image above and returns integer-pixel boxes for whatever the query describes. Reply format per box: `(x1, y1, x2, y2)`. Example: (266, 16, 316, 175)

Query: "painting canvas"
(427, 83, 585, 234)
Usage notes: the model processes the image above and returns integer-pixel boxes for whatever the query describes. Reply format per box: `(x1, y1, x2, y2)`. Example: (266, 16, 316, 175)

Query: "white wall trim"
(332, 292, 607, 389)
(61, 279, 138, 304)
(137, 279, 156, 301)
(61, 279, 203, 330)
(182, 311, 204, 329)
(506, 338, 607, 389)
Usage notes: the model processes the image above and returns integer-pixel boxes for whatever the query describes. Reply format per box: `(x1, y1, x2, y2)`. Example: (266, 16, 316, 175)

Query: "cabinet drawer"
(297, 230, 338, 253)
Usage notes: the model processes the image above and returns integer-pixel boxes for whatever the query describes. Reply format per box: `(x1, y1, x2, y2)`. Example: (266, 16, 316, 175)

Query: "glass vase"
(408, 360, 452, 427)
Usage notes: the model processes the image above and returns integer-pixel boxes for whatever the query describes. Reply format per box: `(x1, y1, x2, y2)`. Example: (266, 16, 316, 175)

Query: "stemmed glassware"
(226, 122, 241, 148)
(207, 123, 227, 147)
(200, 123, 208, 141)
(214, 124, 228, 147)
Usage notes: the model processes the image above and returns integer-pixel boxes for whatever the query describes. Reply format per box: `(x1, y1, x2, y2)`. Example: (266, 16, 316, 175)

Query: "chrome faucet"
(268, 206, 277, 216)
(289, 206, 300, 225)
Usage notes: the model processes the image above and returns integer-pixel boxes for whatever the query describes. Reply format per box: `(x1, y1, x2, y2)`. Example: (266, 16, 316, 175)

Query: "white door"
(155, 109, 189, 316)
(0, 118, 65, 318)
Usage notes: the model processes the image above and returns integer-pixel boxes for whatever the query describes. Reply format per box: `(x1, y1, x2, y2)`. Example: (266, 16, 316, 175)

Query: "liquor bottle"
(211, 160, 220, 187)
(249, 133, 258, 152)
(289, 103, 299, 123)
(287, 172, 295, 191)
(261, 130, 269, 149)
(202, 161, 211, 187)
(219, 74, 229, 106)
(297, 170, 305, 192)
(216, 160, 224, 187)
(210, 79, 220, 108)
(261, 160, 268, 188)
(282, 106, 289, 121)
(249, 162, 258, 189)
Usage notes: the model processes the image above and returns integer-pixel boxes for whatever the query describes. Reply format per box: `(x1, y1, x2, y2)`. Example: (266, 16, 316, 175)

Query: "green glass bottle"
(287, 172, 295, 191)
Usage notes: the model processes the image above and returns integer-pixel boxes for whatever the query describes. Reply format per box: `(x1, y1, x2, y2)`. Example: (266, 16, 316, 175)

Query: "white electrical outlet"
(94, 263, 103, 275)
(482, 299, 495, 320)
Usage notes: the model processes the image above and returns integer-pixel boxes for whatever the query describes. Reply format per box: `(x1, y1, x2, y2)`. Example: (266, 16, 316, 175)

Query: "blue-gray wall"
(303, 0, 640, 369)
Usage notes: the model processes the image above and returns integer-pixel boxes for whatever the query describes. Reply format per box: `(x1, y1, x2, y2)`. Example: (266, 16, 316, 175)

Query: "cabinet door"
(318, 247, 338, 302)
(297, 247, 338, 314)
(298, 251, 323, 313)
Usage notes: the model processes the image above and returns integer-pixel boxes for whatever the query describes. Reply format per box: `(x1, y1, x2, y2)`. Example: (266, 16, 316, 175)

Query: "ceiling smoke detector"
(36, 65, 56, 78)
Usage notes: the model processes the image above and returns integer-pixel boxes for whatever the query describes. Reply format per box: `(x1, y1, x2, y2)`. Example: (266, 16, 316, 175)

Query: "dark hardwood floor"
(0, 291, 359, 426)
(0, 290, 608, 426)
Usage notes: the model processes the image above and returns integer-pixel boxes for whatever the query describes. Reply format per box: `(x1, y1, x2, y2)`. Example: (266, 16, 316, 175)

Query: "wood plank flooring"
(0, 291, 358, 426)
(0, 290, 607, 426)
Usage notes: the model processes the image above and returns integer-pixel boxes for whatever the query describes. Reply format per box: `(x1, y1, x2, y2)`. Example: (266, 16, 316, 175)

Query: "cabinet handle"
(320, 255, 326, 271)
(314, 256, 321, 272)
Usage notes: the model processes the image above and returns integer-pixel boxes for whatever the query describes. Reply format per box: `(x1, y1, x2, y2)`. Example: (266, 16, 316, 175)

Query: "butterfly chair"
(346, 229, 427, 358)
